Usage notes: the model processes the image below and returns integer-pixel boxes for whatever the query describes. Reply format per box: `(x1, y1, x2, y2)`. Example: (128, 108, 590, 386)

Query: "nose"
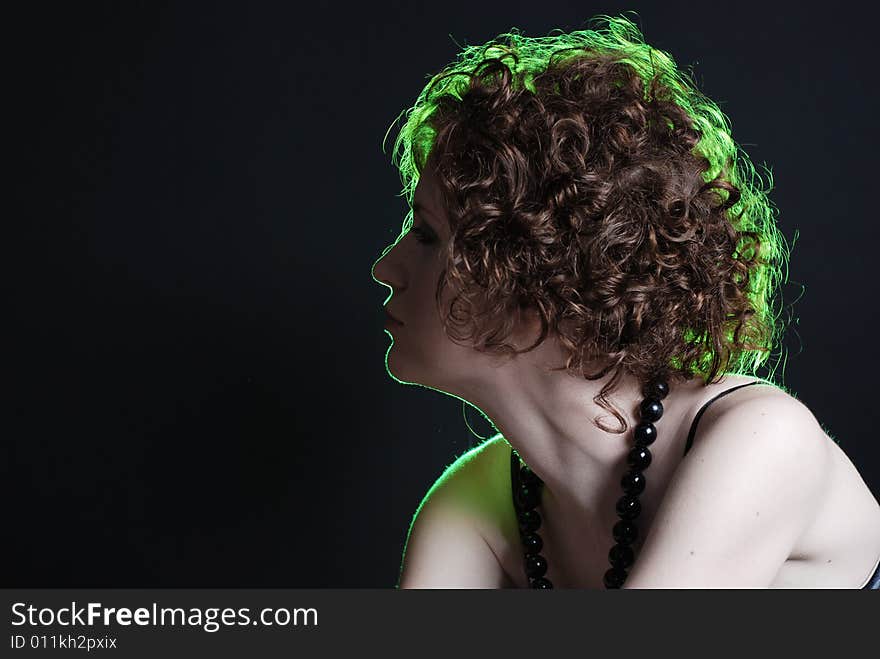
(371, 244, 401, 291)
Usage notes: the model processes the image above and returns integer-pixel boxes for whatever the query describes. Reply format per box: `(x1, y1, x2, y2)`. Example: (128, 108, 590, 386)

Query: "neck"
(454, 338, 693, 527)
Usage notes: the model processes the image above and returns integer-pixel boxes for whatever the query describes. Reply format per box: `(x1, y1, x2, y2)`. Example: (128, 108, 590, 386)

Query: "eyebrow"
(411, 201, 439, 231)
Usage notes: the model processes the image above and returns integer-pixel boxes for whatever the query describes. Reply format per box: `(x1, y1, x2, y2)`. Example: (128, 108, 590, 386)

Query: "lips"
(384, 308, 403, 325)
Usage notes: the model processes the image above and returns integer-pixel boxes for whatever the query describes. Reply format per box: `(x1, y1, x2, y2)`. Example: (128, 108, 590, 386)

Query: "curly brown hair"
(384, 14, 791, 433)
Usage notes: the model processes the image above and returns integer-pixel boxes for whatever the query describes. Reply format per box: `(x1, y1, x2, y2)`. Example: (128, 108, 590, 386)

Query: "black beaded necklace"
(510, 378, 670, 589)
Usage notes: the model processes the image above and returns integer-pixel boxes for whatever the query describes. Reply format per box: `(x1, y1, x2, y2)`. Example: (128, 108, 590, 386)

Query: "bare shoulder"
(691, 375, 831, 471)
(675, 376, 834, 542)
(428, 432, 519, 547)
(686, 375, 880, 584)
(396, 434, 512, 588)
(694, 375, 825, 441)
(439, 433, 515, 541)
(418, 434, 509, 515)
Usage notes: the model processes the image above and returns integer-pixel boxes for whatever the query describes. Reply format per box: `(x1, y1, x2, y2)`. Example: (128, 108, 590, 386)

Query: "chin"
(384, 345, 441, 389)
(383, 343, 412, 383)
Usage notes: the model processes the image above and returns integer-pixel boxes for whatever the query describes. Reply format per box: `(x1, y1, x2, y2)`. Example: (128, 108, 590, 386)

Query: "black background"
(6, 1, 879, 586)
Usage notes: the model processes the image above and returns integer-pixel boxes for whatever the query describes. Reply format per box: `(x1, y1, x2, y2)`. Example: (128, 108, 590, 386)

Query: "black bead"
(639, 398, 663, 422)
(530, 577, 553, 589)
(520, 465, 542, 487)
(603, 567, 627, 589)
(616, 494, 642, 520)
(620, 469, 646, 495)
(517, 509, 542, 533)
(522, 532, 543, 554)
(613, 520, 639, 545)
(626, 445, 652, 470)
(516, 484, 541, 510)
(608, 543, 635, 569)
(525, 554, 548, 578)
(643, 380, 669, 400)
(633, 421, 657, 447)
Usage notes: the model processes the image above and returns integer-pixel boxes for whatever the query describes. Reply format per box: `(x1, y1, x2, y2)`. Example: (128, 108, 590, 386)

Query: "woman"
(371, 15, 880, 588)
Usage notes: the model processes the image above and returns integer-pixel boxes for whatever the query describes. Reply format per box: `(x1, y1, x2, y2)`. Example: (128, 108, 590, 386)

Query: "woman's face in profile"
(372, 164, 472, 388)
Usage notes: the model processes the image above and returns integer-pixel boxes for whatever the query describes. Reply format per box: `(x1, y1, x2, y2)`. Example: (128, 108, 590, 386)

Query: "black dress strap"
(863, 556, 880, 589)
(510, 446, 521, 497)
(683, 381, 763, 457)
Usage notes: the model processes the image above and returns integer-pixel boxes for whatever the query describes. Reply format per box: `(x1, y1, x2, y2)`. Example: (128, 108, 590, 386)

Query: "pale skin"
(372, 160, 880, 588)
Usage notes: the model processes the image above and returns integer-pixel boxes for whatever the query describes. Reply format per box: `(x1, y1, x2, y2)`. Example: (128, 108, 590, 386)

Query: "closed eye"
(410, 226, 434, 245)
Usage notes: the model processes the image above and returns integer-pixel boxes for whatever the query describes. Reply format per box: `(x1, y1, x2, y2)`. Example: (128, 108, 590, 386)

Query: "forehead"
(413, 161, 443, 208)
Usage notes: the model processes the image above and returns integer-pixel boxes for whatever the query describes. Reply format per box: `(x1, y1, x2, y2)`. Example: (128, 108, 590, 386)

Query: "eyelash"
(411, 226, 434, 244)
